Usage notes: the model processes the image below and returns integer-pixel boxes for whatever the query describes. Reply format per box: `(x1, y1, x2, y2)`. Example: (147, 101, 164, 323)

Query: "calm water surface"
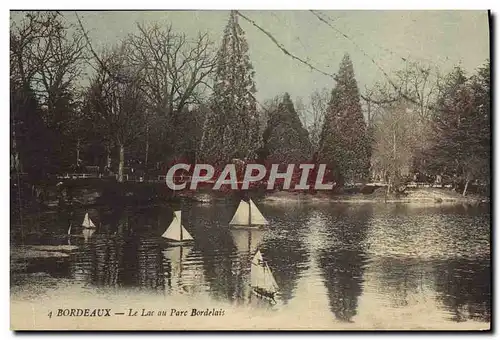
(11, 200, 491, 329)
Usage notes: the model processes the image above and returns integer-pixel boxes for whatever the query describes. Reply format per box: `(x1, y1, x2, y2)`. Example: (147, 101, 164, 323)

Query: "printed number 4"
(48, 311, 52, 319)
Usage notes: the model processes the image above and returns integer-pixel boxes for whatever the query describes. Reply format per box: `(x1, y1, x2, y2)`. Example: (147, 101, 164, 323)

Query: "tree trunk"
(76, 139, 80, 168)
(462, 178, 470, 197)
(145, 124, 149, 172)
(393, 130, 397, 159)
(11, 120, 22, 172)
(367, 100, 372, 128)
(385, 177, 391, 203)
(106, 146, 112, 174)
(118, 144, 125, 183)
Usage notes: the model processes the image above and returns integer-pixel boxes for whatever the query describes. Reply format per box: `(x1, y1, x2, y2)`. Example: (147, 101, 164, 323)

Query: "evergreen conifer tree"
(428, 63, 490, 195)
(318, 53, 370, 185)
(200, 11, 261, 165)
(263, 92, 312, 164)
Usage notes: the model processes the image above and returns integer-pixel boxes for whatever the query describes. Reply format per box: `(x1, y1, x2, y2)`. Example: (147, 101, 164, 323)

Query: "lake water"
(10, 200, 491, 330)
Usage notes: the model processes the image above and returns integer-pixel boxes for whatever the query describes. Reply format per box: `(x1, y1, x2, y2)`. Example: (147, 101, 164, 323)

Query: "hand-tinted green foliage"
(318, 54, 371, 185)
(262, 93, 312, 164)
(426, 62, 490, 192)
(200, 11, 261, 165)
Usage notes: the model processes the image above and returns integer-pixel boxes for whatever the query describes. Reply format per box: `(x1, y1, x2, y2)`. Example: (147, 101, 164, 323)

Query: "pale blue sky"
(14, 10, 490, 104)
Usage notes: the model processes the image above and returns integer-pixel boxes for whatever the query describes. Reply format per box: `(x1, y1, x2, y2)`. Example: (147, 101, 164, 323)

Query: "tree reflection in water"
(187, 201, 244, 303)
(316, 204, 371, 323)
(434, 257, 490, 323)
(259, 203, 312, 305)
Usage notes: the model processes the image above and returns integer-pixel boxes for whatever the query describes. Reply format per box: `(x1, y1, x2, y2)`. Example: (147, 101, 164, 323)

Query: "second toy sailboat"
(162, 210, 194, 243)
(229, 199, 268, 228)
(250, 250, 279, 302)
(81, 212, 96, 240)
(81, 212, 96, 229)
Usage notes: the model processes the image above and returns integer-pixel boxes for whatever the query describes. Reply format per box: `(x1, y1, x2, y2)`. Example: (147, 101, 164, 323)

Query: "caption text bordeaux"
(51, 308, 226, 317)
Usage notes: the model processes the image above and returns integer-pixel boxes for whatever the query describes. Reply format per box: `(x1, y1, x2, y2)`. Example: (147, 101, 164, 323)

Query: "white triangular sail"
(162, 211, 193, 241)
(250, 250, 278, 294)
(251, 251, 265, 287)
(264, 263, 279, 293)
(180, 225, 194, 241)
(229, 200, 250, 225)
(249, 199, 268, 225)
(252, 250, 264, 264)
(177, 211, 194, 240)
(82, 213, 96, 229)
(162, 213, 181, 240)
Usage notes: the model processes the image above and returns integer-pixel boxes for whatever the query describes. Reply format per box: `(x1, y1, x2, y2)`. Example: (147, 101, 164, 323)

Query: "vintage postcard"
(10, 9, 491, 331)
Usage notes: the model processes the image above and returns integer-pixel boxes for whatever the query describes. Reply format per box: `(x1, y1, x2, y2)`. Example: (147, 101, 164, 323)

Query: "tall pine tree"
(428, 67, 470, 186)
(428, 62, 490, 195)
(469, 60, 491, 189)
(318, 53, 370, 186)
(263, 92, 312, 164)
(200, 11, 261, 165)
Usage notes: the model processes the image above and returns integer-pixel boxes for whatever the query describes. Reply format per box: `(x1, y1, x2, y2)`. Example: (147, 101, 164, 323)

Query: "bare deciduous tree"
(365, 61, 442, 184)
(86, 45, 146, 182)
(371, 100, 419, 192)
(126, 23, 216, 116)
(123, 22, 216, 164)
(395, 61, 440, 121)
(11, 11, 88, 174)
(11, 11, 87, 126)
(296, 88, 329, 153)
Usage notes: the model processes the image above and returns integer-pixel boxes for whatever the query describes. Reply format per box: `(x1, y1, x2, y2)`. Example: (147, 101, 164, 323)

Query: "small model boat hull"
(229, 224, 267, 229)
(165, 240, 194, 245)
(251, 286, 277, 302)
(160, 238, 194, 246)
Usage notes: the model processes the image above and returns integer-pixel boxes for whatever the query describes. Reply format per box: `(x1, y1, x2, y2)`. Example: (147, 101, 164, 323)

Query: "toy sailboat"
(82, 212, 97, 229)
(161, 211, 194, 243)
(229, 199, 268, 228)
(251, 250, 279, 302)
(81, 212, 96, 241)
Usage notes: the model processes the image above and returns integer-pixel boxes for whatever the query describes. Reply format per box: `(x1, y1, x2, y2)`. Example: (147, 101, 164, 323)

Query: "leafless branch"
(125, 22, 216, 116)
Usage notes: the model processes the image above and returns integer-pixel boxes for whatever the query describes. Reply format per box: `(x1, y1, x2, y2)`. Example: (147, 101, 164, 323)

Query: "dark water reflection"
(11, 200, 491, 326)
(259, 204, 312, 305)
(434, 258, 491, 323)
(316, 205, 372, 323)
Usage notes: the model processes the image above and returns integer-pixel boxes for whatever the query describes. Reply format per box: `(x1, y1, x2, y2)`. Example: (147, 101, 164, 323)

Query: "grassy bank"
(261, 187, 489, 205)
(12, 177, 489, 209)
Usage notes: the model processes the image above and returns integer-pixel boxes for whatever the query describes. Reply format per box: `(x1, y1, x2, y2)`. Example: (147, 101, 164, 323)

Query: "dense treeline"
(10, 11, 490, 196)
(366, 61, 490, 195)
